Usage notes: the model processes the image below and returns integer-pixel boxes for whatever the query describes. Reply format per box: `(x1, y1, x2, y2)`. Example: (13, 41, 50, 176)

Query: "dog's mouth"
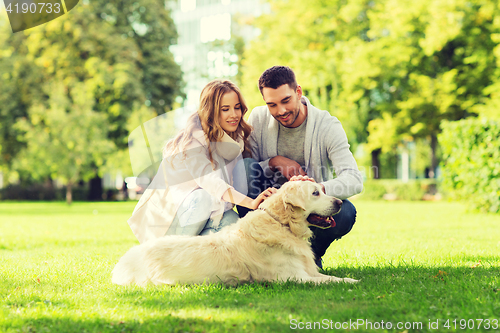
(307, 214, 336, 229)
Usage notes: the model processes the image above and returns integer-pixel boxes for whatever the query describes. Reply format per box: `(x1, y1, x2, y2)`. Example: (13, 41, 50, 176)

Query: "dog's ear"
(282, 189, 306, 211)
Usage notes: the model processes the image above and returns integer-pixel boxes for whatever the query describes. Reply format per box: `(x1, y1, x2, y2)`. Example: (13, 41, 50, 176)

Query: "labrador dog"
(112, 181, 358, 286)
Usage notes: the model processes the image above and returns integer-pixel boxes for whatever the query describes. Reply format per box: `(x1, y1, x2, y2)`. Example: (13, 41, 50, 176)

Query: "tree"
(14, 81, 114, 204)
(366, 0, 500, 177)
(0, 26, 44, 170)
(241, 0, 500, 179)
(0, 0, 183, 201)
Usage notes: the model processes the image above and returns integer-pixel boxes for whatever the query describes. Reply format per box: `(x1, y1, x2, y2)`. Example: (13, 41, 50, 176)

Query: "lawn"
(1, 200, 499, 332)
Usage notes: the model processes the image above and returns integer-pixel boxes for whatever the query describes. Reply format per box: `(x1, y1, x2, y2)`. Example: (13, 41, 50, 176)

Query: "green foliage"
(393, 181, 427, 201)
(241, 0, 500, 176)
(0, 28, 44, 168)
(13, 81, 114, 185)
(358, 179, 438, 201)
(358, 180, 388, 200)
(0, 0, 183, 199)
(439, 117, 500, 213)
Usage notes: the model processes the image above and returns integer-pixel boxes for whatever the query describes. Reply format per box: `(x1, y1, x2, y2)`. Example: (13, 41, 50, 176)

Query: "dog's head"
(259, 181, 342, 238)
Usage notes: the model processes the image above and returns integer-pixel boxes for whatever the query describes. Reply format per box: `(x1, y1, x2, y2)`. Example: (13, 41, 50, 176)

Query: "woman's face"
(219, 90, 242, 134)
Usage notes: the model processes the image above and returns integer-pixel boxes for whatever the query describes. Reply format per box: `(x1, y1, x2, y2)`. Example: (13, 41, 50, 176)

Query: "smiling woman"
(126, 79, 277, 243)
(219, 90, 242, 134)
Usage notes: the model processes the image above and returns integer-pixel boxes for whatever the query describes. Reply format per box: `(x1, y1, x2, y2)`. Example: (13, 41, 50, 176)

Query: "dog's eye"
(312, 190, 320, 196)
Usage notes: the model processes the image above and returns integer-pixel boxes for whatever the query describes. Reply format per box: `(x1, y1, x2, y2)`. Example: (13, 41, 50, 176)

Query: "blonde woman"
(127, 80, 276, 243)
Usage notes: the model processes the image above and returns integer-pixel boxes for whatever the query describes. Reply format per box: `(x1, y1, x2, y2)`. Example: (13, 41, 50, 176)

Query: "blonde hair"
(163, 79, 252, 166)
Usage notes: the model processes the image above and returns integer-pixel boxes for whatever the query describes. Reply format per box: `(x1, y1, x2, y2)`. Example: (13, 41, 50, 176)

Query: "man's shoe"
(314, 257, 323, 269)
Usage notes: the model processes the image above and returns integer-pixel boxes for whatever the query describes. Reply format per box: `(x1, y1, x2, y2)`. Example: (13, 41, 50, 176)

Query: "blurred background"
(0, 0, 498, 212)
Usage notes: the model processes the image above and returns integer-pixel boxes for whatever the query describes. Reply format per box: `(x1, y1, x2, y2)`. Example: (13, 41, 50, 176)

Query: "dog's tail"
(111, 245, 149, 286)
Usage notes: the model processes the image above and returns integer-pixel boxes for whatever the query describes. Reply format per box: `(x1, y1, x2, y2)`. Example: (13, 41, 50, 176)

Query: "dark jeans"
(234, 158, 356, 260)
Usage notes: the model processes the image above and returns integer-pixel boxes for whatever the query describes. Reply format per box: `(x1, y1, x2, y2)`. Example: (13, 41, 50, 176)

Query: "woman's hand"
(249, 187, 277, 210)
(223, 187, 277, 210)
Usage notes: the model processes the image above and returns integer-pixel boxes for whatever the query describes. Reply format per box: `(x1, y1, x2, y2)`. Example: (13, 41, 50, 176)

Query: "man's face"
(262, 84, 303, 128)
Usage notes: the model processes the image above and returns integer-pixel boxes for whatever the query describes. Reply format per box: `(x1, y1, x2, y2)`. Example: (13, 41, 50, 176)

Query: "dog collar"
(258, 207, 281, 223)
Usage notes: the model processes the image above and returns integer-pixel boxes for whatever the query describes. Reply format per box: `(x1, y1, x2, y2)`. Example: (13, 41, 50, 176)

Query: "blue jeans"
(232, 158, 273, 217)
(167, 188, 240, 236)
(234, 158, 357, 259)
(166, 158, 248, 236)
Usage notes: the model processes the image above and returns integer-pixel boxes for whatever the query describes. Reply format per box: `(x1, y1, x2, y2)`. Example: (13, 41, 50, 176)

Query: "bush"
(0, 184, 89, 201)
(360, 180, 388, 200)
(439, 118, 500, 213)
(394, 181, 426, 201)
(358, 179, 439, 201)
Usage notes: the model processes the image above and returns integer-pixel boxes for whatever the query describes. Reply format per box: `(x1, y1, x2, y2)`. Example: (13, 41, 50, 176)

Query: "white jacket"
(127, 129, 243, 243)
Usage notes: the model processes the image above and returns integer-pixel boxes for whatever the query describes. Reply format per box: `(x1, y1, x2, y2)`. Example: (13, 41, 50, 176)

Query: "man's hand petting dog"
(269, 156, 307, 179)
(290, 175, 326, 194)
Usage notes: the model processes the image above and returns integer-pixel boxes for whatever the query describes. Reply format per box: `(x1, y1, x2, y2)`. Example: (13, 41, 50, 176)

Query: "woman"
(127, 80, 275, 243)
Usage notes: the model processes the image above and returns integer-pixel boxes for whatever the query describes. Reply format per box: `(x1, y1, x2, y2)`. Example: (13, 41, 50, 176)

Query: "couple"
(127, 66, 363, 269)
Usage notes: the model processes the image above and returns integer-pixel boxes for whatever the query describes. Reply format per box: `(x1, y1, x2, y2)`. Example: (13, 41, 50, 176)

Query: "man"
(236, 66, 363, 268)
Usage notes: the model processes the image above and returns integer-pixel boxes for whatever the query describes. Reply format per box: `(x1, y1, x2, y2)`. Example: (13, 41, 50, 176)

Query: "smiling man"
(237, 66, 363, 268)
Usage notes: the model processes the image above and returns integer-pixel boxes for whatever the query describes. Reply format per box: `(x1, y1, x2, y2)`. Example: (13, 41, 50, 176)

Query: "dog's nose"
(332, 198, 342, 213)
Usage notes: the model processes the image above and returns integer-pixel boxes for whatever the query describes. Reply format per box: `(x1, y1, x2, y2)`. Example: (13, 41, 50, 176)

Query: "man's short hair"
(258, 66, 298, 94)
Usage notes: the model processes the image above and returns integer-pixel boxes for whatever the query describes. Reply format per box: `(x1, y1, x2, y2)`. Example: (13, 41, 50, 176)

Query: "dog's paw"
(342, 278, 359, 284)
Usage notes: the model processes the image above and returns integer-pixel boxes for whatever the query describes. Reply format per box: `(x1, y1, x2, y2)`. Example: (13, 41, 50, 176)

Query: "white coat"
(127, 129, 243, 243)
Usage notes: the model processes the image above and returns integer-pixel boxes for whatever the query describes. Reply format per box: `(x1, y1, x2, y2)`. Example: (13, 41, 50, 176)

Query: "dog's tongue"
(307, 214, 336, 228)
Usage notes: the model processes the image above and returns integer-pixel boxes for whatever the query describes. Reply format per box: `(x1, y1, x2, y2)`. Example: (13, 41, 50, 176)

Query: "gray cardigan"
(248, 96, 363, 199)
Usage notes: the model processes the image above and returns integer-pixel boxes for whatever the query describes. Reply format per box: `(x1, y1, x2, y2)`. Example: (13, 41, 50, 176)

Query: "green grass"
(1, 200, 500, 332)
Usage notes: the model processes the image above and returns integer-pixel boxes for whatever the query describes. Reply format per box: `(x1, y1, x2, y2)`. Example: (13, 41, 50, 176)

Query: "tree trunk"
(88, 173, 103, 201)
(430, 134, 438, 178)
(66, 182, 73, 205)
(371, 148, 381, 179)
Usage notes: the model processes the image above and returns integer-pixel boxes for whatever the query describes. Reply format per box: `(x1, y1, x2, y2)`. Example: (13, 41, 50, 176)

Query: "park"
(1, 0, 500, 332)
(1, 200, 499, 332)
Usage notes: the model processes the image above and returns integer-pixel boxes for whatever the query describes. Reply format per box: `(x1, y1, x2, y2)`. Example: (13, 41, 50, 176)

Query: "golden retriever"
(112, 181, 358, 286)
